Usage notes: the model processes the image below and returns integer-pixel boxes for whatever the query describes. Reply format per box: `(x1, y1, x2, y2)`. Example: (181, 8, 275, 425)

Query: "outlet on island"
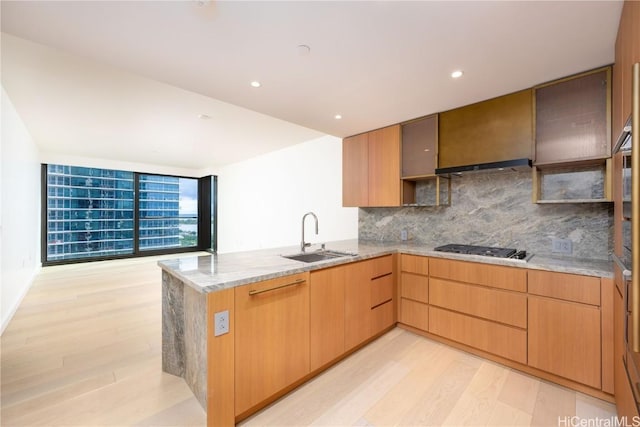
(214, 310, 229, 336)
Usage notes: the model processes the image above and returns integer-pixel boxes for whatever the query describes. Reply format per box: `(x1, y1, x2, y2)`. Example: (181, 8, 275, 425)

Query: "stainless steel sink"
(282, 250, 355, 263)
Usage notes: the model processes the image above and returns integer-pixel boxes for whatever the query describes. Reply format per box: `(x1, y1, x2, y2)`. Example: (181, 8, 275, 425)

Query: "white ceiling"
(0, 1, 623, 171)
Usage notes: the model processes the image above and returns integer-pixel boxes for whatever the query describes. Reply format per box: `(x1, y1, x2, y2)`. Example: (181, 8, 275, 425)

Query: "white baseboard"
(1, 264, 41, 335)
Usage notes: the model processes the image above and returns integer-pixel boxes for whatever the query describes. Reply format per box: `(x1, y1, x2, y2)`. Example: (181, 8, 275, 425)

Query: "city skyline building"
(46, 165, 193, 261)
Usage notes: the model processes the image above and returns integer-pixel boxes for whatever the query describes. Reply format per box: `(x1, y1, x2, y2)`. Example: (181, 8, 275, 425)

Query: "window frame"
(41, 164, 217, 266)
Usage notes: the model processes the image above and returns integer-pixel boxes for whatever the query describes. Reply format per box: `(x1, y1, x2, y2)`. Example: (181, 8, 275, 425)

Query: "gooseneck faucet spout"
(301, 212, 319, 252)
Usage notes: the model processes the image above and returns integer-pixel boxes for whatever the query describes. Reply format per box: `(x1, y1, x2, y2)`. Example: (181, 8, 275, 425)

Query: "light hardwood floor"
(1, 255, 617, 426)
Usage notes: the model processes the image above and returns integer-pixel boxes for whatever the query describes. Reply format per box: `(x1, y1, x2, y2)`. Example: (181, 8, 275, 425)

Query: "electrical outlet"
(551, 238, 573, 255)
(400, 229, 408, 241)
(214, 310, 229, 337)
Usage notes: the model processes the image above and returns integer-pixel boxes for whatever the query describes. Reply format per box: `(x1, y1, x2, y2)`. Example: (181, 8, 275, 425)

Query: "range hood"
(435, 89, 533, 176)
(435, 158, 532, 175)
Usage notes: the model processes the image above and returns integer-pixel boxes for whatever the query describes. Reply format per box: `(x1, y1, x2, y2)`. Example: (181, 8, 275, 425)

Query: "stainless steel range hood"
(435, 158, 532, 175)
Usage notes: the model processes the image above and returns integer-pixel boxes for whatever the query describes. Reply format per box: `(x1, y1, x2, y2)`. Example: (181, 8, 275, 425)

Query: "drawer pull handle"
(249, 279, 306, 296)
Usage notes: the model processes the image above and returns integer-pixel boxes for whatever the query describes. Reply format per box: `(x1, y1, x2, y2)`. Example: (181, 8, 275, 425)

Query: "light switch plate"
(214, 310, 229, 336)
(551, 238, 573, 255)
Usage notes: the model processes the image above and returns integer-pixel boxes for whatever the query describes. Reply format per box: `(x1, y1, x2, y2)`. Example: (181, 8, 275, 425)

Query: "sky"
(179, 178, 198, 216)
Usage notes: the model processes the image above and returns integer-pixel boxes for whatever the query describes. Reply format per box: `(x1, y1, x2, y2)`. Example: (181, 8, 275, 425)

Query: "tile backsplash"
(359, 170, 613, 260)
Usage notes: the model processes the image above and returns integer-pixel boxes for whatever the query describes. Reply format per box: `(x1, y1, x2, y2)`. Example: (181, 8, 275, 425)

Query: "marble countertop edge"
(158, 239, 614, 294)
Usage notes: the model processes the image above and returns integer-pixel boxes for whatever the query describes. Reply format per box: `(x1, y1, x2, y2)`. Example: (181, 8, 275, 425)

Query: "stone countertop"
(158, 239, 613, 294)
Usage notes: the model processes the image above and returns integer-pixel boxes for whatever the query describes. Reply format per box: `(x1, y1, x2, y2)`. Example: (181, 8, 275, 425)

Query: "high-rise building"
(138, 174, 181, 250)
(46, 166, 181, 261)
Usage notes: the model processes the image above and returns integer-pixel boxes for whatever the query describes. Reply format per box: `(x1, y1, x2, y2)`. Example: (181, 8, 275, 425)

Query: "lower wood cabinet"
(429, 257, 527, 292)
(429, 277, 527, 328)
(425, 258, 528, 364)
(372, 299, 394, 334)
(429, 306, 527, 364)
(528, 296, 601, 389)
(371, 274, 394, 307)
(221, 254, 613, 425)
(401, 273, 428, 303)
(310, 266, 345, 371)
(344, 261, 374, 350)
(234, 273, 310, 416)
(400, 298, 429, 331)
(345, 255, 395, 350)
(613, 267, 638, 418)
(399, 254, 429, 331)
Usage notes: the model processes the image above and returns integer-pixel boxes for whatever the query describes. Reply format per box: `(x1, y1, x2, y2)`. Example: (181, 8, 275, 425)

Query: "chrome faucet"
(301, 212, 318, 252)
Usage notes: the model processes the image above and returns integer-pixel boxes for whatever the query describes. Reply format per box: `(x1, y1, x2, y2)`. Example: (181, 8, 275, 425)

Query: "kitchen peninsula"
(159, 239, 613, 426)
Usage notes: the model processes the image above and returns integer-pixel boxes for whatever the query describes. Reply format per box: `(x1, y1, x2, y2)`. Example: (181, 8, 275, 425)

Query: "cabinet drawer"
(401, 272, 428, 303)
(430, 258, 526, 292)
(372, 300, 394, 334)
(370, 255, 393, 278)
(400, 298, 428, 331)
(401, 254, 429, 275)
(371, 274, 394, 308)
(529, 270, 600, 306)
(429, 307, 527, 364)
(429, 278, 526, 328)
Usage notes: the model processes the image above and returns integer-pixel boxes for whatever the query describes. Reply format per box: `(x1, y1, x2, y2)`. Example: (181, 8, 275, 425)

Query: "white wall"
(1, 87, 42, 333)
(217, 135, 357, 253)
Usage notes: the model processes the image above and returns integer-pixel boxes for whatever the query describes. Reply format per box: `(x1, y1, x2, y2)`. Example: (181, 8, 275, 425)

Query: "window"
(43, 165, 216, 264)
(46, 165, 135, 261)
(138, 175, 198, 251)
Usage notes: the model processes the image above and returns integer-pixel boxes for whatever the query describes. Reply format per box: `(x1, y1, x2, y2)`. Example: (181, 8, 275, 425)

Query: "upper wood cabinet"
(535, 68, 611, 165)
(613, 0, 640, 141)
(401, 115, 437, 178)
(342, 133, 369, 206)
(438, 90, 533, 169)
(342, 125, 401, 207)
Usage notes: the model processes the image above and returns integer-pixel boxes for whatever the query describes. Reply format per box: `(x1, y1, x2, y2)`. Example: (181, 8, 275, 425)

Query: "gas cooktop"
(434, 244, 527, 260)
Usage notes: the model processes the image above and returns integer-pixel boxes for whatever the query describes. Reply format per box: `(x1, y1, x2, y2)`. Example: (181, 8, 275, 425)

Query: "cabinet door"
(344, 261, 372, 350)
(368, 125, 401, 207)
(528, 296, 601, 388)
(614, 281, 639, 418)
(310, 267, 345, 371)
(234, 274, 310, 415)
(342, 133, 369, 207)
(535, 69, 610, 164)
(401, 115, 437, 178)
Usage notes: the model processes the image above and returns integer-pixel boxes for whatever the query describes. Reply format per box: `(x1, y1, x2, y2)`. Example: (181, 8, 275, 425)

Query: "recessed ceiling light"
(334, 114, 342, 120)
(198, 114, 211, 120)
(250, 81, 261, 88)
(451, 70, 464, 79)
